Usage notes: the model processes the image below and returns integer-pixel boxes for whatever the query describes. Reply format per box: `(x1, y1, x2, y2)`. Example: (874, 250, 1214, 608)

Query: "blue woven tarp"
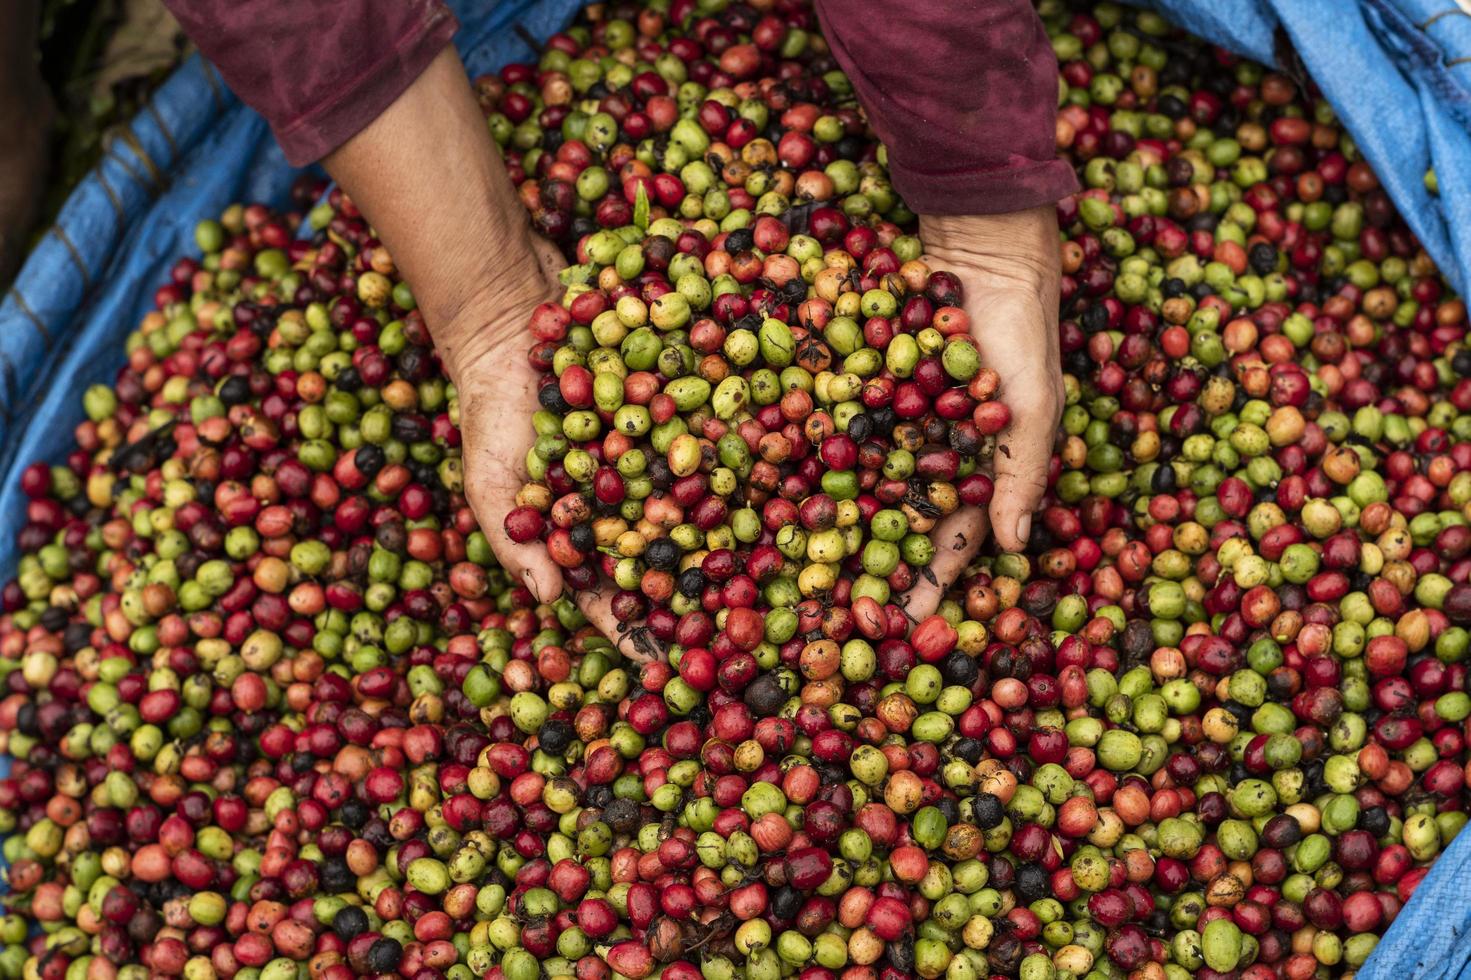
(1357, 824, 1471, 979)
(0, 0, 1470, 971)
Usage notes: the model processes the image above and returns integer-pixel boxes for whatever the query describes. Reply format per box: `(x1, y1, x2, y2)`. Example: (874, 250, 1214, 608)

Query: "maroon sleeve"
(164, 0, 459, 166)
(813, 0, 1077, 215)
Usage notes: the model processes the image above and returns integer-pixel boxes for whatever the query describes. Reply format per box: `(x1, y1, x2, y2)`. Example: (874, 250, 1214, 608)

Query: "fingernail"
(522, 569, 543, 603)
(1014, 514, 1031, 548)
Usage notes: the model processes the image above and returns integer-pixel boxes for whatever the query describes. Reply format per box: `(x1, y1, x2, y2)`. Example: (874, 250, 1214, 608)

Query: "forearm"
(323, 47, 550, 376)
(812, 0, 1077, 214)
(167, 0, 543, 372)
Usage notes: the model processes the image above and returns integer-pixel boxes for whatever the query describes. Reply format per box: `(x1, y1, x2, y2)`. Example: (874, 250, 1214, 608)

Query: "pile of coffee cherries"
(1, 2, 1469, 980)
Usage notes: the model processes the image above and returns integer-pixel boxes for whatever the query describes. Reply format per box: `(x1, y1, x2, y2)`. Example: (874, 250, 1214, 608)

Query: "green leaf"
(558, 262, 598, 287)
(633, 181, 651, 231)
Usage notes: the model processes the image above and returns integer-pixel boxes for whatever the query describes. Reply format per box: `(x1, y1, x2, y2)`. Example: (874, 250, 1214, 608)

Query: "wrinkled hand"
(445, 238, 662, 662)
(899, 206, 1065, 620)
(316, 46, 667, 661)
(442, 235, 565, 603)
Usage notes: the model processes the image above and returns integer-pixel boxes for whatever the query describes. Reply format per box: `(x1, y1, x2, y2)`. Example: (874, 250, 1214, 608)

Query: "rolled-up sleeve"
(813, 0, 1078, 215)
(164, 0, 459, 165)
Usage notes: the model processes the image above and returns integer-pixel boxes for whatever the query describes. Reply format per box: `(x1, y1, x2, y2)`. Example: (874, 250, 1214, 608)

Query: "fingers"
(899, 508, 989, 621)
(571, 582, 621, 646)
(473, 483, 566, 603)
(989, 390, 1058, 552)
(471, 442, 660, 662)
(501, 536, 565, 605)
(952, 279, 1061, 554)
(454, 354, 568, 604)
(458, 423, 566, 603)
(574, 581, 667, 665)
(476, 476, 660, 664)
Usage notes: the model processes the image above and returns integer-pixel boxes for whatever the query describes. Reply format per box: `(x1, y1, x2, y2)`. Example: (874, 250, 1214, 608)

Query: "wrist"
(421, 234, 547, 330)
(434, 297, 535, 387)
(918, 208, 1060, 292)
(421, 239, 551, 383)
(919, 207, 1057, 254)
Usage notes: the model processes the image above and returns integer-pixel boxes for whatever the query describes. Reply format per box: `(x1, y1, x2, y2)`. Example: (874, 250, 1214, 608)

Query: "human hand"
(898, 205, 1064, 619)
(316, 48, 666, 661)
(441, 238, 666, 663)
(437, 234, 565, 600)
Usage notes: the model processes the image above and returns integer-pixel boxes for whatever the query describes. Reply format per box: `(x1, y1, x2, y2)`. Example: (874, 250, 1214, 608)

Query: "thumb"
(575, 581, 666, 665)
(898, 508, 989, 621)
(513, 549, 565, 605)
(532, 235, 568, 294)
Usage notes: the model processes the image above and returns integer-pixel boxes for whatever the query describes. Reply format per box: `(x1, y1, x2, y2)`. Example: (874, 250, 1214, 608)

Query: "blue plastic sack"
(1354, 823, 1471, 980)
